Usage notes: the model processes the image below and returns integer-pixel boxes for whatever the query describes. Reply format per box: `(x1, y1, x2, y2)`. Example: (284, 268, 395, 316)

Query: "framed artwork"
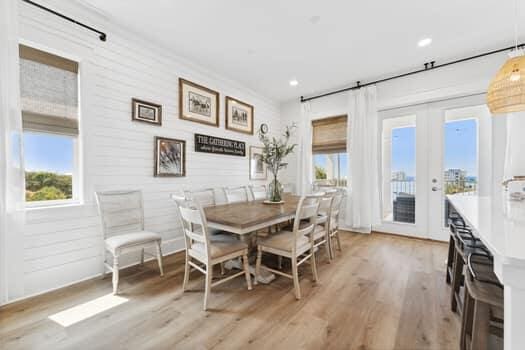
(179, 78, 219, 127)
(132, 98, 162, 125)
(225, 96, 254, 135)
(154, 136, 186, 177)
(249, 146, 267, 180)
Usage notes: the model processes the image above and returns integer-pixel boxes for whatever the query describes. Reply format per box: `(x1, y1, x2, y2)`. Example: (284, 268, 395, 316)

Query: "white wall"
(8, 0, 281, 302)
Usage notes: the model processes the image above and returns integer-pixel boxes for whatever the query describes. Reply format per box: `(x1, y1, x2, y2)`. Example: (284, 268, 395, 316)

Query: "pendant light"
(487, 0, 525, 114)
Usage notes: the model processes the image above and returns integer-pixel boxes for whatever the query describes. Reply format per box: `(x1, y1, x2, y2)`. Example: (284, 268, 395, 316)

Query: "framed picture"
(132, 98, 162, 125)
(249, 146, 267, 180)
(226, 96, 254, 135)
(179, 78, 219, 127)
(154, 136, 186, 177)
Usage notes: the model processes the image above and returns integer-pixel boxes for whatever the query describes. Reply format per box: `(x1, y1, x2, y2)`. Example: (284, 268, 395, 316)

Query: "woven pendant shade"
(487, 52, 525, 114)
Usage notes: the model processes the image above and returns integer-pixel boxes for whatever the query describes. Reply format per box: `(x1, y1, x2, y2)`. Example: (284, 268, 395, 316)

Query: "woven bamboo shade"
(487, 53, 525, 114)
(312, 115, 347, 153)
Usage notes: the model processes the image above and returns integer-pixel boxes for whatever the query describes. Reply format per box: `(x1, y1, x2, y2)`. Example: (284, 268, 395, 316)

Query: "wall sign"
(194, 133, 246, 157)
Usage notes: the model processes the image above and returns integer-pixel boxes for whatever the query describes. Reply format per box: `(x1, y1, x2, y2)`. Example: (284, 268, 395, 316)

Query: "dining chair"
(311, 195, 334, 263)
(224, 186, 249, 203)
(282, 183, 295, 194)
(95, 190, 164, 295)
(328, 193, 344, 258)
(249, 184, 267, 201)
(255, 196, 320, 300)
(185, 188, 216, 207)
(174, 198, 252, 310)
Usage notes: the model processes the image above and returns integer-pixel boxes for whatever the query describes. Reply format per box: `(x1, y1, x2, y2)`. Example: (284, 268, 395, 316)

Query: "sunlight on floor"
(48, 293, 128, 327)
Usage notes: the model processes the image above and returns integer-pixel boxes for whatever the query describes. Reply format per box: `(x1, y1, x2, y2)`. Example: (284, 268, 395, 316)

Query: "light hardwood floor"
(0, 232, 460, 350)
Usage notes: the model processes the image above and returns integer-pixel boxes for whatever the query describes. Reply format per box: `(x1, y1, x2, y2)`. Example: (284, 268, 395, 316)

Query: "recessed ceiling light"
(309, 15, 321, 24)
(289, 79, 299, 87)
(417, 38, 432, 47)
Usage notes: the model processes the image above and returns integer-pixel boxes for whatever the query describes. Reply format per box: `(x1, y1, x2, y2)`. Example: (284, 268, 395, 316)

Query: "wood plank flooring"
(0, 232, 460, 350)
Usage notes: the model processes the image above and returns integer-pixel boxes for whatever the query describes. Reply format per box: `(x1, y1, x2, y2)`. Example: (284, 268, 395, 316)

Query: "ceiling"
(80, 0, 525, 102)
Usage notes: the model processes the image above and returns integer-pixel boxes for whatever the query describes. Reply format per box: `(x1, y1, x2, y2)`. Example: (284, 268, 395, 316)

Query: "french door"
(376, 94, 491, 241)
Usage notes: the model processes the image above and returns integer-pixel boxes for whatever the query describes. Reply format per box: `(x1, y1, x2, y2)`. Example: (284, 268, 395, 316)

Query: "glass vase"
(268, 176, 283, 202)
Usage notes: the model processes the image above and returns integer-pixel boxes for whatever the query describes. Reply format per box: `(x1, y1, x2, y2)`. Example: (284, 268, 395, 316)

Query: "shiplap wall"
(14, 0, 281, 301)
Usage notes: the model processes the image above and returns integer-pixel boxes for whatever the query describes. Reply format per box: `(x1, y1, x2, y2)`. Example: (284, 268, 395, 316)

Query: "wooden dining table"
(204, 194, 301, 283)
(204, 194, 301, 234)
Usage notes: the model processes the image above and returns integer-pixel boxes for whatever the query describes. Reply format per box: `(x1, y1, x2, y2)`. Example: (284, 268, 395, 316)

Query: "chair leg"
(101, 248, 107, 279)
(328, 233, 335, 260)
(291, 257, 301, 300)
(335, 230, 342, 251)
(182, 252, 190, 292)
(311, 250, 319, 283)
(255, 246, 262, 286)
(325, 237, 331, 263)
(112, 255, 119, 295)
(277, 256, 283, 270)
(203, 264, 213, 311)
(243, 253, 252, 290)
(140, 248, 145, 265)
(446, 235, 454, 284)
(156, 241, 164, 277)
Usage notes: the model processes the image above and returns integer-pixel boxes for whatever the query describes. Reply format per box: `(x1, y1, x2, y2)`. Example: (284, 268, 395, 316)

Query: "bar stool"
(450, 226, 491, 314)
(460, 253, 504, 350)
(446, 218, 469, 284)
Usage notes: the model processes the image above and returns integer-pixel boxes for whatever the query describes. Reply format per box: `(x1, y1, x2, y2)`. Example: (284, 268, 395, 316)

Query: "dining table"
(204, 193, 301, 283)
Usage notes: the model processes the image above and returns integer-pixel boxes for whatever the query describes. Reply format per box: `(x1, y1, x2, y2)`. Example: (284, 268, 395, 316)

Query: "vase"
(268, 176, 283, 202)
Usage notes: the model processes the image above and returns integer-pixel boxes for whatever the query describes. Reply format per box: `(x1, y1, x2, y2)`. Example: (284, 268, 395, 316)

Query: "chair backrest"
(330, 193, 344, 227)
(282, 183, 295, 194)
(173, 198, 212, 259)
(225, 186, 249, 203)
(95, 190, 144, 238)
(249, 184, 267, 201)
(292, 196, 320, 250)
(185, 188, 216, 207)
(318, 196, 334, 218)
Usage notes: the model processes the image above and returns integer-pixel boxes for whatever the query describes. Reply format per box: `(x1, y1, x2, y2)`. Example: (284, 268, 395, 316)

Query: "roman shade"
(311, 115, 347, 153)
(19, 44, 79, 136)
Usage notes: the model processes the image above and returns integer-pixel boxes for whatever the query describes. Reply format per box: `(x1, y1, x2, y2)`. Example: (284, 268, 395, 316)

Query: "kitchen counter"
(447, 194, 525, 350)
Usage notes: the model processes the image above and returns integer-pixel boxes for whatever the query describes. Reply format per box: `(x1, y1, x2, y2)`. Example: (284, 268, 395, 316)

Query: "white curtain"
(0, 0, 25, 303)
(345, 86, 381, 233)
(504, 112, 525, 180)
(295, 102, 313, 195)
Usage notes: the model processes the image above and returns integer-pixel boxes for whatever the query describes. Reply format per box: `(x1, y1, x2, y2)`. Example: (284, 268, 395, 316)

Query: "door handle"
(432, 186, 442, 192)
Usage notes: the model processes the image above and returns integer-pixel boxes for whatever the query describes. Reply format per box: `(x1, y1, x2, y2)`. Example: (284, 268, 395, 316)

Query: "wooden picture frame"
(249, 146, 267, 180)
(154, 136, 186, 177)
(225, 96, 254, 135)
(179, 78, 219, 127)
(132, 98, 162, 125)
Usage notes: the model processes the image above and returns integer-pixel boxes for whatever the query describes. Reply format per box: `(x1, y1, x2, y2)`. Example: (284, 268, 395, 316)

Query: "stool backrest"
(225, 186, 249, 203)
(95, 190, 144, 238)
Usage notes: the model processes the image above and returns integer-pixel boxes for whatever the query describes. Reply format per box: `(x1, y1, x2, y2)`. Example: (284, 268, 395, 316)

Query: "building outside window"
(19, 45, 80, 205)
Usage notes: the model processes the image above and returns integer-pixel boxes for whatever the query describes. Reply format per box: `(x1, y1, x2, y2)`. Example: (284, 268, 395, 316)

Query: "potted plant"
(258, 124, 296, 203)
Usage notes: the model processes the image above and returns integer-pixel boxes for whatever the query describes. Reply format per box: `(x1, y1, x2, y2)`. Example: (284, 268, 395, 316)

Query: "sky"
(391, 118, 477, 178)
(24, 132, 73, 174)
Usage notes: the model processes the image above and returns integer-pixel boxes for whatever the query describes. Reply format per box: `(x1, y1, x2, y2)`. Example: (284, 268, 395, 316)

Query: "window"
(19, 45, 80, 204)
(382, 115, 416, 223)
(312, 115, 348, 187)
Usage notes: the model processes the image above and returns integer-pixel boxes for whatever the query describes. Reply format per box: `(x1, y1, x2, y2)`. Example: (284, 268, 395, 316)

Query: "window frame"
(19, 43, 82, 208)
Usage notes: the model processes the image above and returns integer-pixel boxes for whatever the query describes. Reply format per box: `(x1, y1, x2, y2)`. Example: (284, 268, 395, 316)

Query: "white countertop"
(447, 194, 525, 271)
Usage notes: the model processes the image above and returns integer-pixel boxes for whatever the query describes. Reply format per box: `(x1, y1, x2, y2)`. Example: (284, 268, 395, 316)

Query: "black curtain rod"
(21, 0, 107, 41)
(300, 43, 525, 103)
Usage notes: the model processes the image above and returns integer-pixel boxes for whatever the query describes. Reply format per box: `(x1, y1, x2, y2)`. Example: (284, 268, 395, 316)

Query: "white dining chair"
(249, 184, 267, 201)
(255, 196, 320, 300)
(185, 188, 216, 207)
(174, 198, 252, 310)
(224, 186, 249, 203)
(95, 190, 163, 295)
(310, 195, 333, 262)
(328, 193, 344, 258)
